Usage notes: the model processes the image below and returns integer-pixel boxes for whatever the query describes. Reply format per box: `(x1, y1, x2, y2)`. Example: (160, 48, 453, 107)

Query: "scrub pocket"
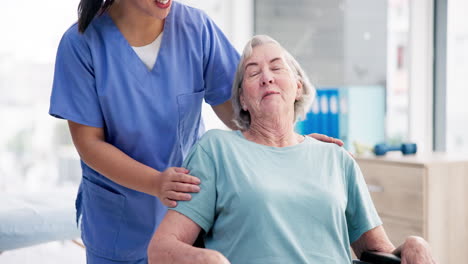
(81, 177, 126, 258)
(177, 91, 205, 156)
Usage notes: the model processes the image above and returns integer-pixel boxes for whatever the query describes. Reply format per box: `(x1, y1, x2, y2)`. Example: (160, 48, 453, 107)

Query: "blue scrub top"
(49, 2, 240, 260)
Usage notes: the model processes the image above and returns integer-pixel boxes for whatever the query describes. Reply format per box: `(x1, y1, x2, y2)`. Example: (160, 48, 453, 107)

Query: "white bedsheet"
(0, 189, 80, 251)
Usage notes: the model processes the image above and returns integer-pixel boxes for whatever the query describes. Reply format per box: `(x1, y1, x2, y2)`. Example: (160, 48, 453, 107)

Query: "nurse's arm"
(67, 121, 200, 206)
(351, 225, 395, 258)
(148, 210, 229, 264)
(212, 99, 237, 130)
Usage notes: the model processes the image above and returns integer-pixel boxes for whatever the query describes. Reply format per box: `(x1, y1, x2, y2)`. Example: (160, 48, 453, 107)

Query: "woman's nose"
(260, 71, 274, 86)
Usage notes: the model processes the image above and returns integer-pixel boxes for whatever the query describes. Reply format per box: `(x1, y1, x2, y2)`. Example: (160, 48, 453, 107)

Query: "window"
(446, 0, 468, 153)
(0, 1, 81, 192)
(386, 0, 410, 144)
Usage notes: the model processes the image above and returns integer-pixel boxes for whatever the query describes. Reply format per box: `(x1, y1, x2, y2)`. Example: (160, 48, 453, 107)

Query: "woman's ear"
(295, 80, 303, 101)
(240, 95, 247, 111)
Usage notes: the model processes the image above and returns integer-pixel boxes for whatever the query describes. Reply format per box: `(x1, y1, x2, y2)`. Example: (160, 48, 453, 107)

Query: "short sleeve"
(201, 15, 240, 106)
(345, 156, 382, 243)
(169, 143, 217, 233)
(49, 26, 104, 128)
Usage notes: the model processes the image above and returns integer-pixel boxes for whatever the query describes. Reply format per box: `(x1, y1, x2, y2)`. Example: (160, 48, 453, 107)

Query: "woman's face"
(241, 43, 302, 120)
(128, 0, 172, 20)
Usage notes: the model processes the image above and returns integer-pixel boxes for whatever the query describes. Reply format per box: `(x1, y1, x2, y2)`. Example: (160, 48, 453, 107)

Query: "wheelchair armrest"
(353, 251, 401, 264)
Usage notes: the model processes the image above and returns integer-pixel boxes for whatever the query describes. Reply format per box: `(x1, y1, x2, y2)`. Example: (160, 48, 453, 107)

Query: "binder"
(307, 95, 320, 134)
(327, 89, 340, 138)
(295, 86, 384, 151)
(296, 88, 340, 138)
(318, 89, 329, 136)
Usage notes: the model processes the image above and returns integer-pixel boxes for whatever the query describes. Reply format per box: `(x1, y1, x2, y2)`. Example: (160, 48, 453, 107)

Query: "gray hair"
(231, 35, 316, 130)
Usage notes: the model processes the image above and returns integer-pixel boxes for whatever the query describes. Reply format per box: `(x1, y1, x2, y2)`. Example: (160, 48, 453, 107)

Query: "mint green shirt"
(171, 130, 381, 264)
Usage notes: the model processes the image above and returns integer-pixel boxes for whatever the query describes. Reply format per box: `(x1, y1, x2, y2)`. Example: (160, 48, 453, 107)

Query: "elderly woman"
(147, 35, 436, 264)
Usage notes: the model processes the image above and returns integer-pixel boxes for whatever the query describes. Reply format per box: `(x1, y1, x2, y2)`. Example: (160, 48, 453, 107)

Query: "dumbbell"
(373, 143, 417, 156)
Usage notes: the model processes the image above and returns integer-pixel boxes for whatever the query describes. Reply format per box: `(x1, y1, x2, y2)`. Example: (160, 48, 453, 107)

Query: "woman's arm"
(148, 210, 229, 264)
(68, 121, 201, 207)
(352, 225, 437, 263)
(212, 100, 238, 130)
(392, 236, 437, 263)
(351, 225, 395, 258)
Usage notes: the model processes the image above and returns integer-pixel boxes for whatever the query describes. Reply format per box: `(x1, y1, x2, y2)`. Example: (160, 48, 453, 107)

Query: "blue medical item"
(374, 143, 417, 156)
(49, 2, 239, 261)
(172, 130, 382, 263)
(297, 89, 339, 138)
(296, 86, 385, 152)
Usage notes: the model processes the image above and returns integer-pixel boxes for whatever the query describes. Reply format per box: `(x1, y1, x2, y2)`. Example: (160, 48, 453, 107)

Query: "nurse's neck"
(108, 2, 164, 47)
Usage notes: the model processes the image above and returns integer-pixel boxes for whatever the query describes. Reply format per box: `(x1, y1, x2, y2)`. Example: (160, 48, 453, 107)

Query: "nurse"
(49, 0, 342, 263)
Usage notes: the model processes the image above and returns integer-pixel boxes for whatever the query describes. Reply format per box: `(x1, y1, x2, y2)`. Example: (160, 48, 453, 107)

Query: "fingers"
(308, 133, 344, 147)
(309, 133, 327, 141)
(170, 182, 200, 193)
(166, 191, 192, 201)
(162, 198, 177, 208)
(161, 189, 195, 207)
(333, 138, 344, 147)
(157, 167, 201, 204)
(173, 172, 201, 185)
(174, 167, 189, 174)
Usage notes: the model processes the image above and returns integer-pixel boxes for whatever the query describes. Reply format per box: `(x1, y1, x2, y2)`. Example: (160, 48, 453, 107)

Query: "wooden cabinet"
(356, 152, 468, 264)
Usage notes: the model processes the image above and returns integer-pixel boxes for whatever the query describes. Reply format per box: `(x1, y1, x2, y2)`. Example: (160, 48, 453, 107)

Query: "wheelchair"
(193, 234, 401, 264)
(353, 251, 401, 264)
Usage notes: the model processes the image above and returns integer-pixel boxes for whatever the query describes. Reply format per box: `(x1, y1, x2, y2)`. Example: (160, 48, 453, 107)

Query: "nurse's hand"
(155, 167, 201, 207)
(205, 250, 231, 264)
(307, 133, 344, 146)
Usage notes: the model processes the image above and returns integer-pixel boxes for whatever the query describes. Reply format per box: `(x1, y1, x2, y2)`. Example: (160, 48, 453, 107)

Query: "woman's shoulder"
(172, 1, 210, 22)
(56, 23, 94, 57)
(190, 130, 237, 157)
(306, 137, 354, 161)
(171, 1, 218, 32)
(61, 12, 113, 42)
(60, 18, 102, 47)
(60, 23, 83, 42)
(199, 129, 237, 143)
(58, 14, 119, 60)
